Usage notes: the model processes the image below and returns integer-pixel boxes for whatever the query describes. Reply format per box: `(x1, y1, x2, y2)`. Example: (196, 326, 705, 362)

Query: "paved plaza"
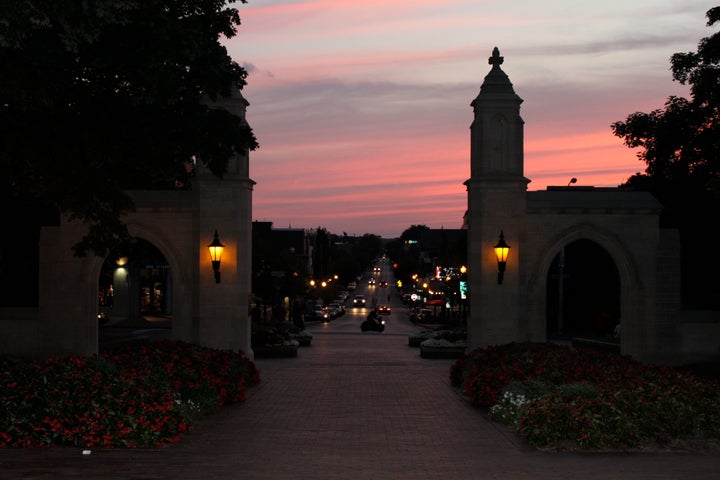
(1, 330, 719, 479)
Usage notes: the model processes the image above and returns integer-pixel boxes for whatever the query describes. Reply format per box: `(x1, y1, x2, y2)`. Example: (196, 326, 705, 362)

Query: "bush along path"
(0, 341, 260, 448)
(451, 342, 720, 451)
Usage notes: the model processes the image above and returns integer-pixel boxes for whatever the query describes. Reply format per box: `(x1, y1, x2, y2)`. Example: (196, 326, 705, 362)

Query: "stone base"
(420, 346, 465, 359)
(290, 333, 313, 346)
(252, 344, 299, 358)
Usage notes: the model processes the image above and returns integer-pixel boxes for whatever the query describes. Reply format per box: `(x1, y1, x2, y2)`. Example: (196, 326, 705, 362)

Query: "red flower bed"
(0, 341, 260, 448)
(451, 342, 720, 450)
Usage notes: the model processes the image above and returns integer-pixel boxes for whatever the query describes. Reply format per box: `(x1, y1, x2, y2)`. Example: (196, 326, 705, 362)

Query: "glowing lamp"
(208, 230, 225, 284)
(494, 230, 510, 285)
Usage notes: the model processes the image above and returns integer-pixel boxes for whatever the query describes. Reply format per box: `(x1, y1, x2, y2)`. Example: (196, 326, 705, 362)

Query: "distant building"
(252, 221, 312, 277)
(415, 228, 466, 272)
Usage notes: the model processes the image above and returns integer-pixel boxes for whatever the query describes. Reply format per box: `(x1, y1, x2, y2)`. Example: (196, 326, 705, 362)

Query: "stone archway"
(98, 237, 173, 349)
(463, 49, 687, 362)
(545, 239, 620, 339)
(0, 90, 254, 359)
(525, 224, 650, 357)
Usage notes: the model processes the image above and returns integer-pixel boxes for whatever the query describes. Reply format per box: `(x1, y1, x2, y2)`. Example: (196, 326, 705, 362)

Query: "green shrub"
(453, 342, 720, 451)
(0, 341, 260, 448)
(489, 379, 551, 427)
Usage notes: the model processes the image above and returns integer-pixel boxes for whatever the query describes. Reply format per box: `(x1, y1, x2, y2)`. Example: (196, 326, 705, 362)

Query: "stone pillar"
(194, 91, 255, 357)
(465, 48, 529, 351)
(38, 218, 101, 357)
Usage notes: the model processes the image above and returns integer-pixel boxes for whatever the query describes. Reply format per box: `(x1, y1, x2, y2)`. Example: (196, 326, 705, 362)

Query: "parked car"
(409, 306, 434, 323)
(378, 305, 392, 315)
(329, 302, 345, 317)
(326, 303, 341, 319)
(416, 308, 435, 323)
(353, 295, 366, 307)
(310, 305, 329, 321)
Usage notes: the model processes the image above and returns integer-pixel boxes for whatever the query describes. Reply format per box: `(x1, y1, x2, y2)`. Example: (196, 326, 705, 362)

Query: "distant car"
(327, 303, 341, 319)
(409, 306, 434, 323)
(368, 278, 376, 285)
(379, 281, 388, 287)
(347, 282, 357, 291)
(329, 302, 345, 317)
(416, 308, 434, 323)
(353, 295, 366, 307)
(310, 305, 329, 321)
(373, 266, 381, 274)
(378, 305, 392, 315)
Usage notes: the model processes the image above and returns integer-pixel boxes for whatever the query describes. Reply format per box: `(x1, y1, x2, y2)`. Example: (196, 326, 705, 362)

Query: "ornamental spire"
(488, 47, 503, 67)
(473, 46, 520, 98)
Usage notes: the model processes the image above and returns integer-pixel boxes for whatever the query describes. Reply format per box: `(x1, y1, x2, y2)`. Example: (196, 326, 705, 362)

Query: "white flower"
(420, 338, 468, 348)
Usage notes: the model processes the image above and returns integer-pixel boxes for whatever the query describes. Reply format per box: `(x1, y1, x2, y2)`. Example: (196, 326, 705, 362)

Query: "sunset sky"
(223, 0, 715, 238)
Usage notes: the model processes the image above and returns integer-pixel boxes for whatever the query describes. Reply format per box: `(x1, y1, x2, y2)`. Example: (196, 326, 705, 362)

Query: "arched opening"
(98, 237, 172, 349)
(546, 239, 620, 341)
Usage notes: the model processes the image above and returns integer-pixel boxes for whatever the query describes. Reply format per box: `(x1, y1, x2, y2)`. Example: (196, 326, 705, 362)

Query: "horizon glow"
(224, 0, 714, 238)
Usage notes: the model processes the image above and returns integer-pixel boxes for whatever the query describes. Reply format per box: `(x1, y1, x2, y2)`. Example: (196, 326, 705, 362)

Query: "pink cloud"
(232, 0, 709, 237)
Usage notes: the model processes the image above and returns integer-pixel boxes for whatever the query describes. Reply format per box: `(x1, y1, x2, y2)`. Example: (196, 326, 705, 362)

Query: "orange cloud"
(231, 0, 706, 237)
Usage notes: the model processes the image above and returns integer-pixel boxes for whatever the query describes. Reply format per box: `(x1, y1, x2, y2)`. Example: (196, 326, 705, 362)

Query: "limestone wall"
(0, 308, 39, 357)
(525, 189, 663, 359)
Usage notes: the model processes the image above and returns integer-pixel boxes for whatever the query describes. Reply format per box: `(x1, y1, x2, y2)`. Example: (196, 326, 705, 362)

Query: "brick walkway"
(1, 332, 719, 479)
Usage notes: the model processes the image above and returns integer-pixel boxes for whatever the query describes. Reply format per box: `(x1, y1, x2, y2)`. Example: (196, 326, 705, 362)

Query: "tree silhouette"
(0, 0, 257, 256)
(611, 6, 720, 308)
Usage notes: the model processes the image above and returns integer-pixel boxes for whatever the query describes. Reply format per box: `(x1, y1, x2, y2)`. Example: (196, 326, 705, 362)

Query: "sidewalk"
(1, 332, 719, 479)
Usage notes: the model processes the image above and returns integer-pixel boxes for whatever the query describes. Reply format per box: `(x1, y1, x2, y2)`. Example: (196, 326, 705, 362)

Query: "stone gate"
(0, 92, 255, 359)
(465, 48, 717, 364)
(2, 49, 717, 365)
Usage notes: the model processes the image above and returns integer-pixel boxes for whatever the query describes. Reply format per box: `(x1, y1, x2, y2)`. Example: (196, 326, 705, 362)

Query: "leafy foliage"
(451, 342, 720, 451)
(611, 6, 720, 308)
(0, 341, 260, 447)
(612, 6, 719, 184)
(0, 0, 258, 256)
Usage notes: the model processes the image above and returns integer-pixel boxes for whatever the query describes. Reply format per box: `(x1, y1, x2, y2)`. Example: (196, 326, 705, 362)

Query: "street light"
(494, 230, 510, 285)
(208, 230, 225, 284)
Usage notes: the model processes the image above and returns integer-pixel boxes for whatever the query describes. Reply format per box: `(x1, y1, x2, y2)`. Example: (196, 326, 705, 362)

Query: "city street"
(4, 277, 720, 479)
(309, 261, 418, 338)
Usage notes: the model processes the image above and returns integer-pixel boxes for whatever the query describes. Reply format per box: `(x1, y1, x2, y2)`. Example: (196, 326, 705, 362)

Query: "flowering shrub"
(488, 379, 554, 428)
(451, 342, 720, 450)
(489, 388, 530, 428)
(0, 341, 260, 448)
(420, 338, 467, 349)
(410, 329, 465, 348)
(433, 330, 467, 343)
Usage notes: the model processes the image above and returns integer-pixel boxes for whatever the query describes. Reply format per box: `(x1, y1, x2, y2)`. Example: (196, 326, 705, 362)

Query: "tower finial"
(488, 47, 504, 67)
